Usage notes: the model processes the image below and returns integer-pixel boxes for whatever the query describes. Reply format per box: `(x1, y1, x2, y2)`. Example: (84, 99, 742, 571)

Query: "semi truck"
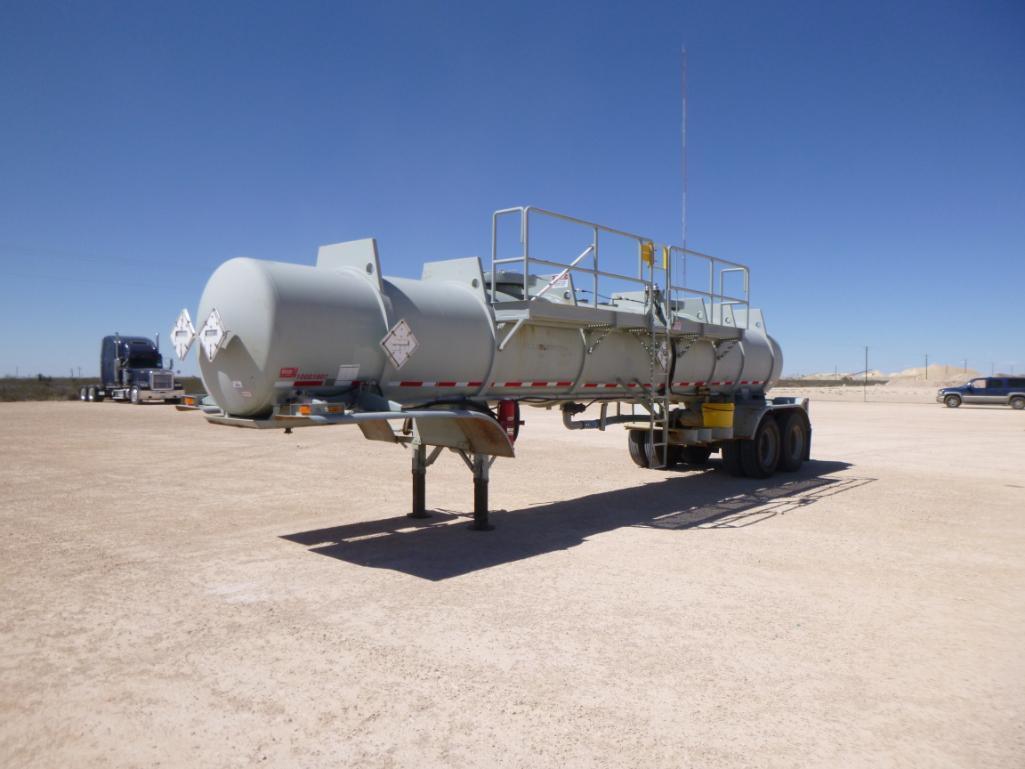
(171, 206, 811, 528)
(79, 334, 184, 404)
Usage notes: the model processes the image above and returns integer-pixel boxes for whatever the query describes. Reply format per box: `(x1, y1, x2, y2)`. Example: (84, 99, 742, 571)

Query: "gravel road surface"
(1, 400, 1022, 768)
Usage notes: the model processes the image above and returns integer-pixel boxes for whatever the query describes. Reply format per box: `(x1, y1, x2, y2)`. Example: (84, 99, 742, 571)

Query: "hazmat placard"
(172, 308, 196, 361)
(380, 319, 419, 370)
(199, 308, 227, 362)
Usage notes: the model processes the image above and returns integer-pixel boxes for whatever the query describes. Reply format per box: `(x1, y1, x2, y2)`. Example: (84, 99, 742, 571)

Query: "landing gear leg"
(419, 447, 497, 531)
(409, 444, 430, 519)
(470, 453, 494, 531)
(409, 444, 443, 519)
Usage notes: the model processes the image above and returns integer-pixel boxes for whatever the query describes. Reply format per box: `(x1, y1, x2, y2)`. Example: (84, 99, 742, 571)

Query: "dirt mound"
(794, 370, 886, 381)
(882, 365, 978, 388)
(887, 365, 979, 381)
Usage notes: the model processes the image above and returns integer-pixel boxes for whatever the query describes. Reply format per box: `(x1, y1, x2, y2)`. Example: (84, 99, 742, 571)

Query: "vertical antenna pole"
(677, 45, 689, 303)
(681, 45, 688, 251)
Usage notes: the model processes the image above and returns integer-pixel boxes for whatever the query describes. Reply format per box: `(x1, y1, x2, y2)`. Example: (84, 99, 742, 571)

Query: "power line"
(0, 242, 214, 269)
(0, 269, 172, 291)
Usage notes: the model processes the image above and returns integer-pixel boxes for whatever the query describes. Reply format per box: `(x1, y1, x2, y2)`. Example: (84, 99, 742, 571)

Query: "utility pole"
(864, 346, 868, 402)
(963, 359, 967, 374)
(991, 362, 995, 376)
(924, 353, 928, 380)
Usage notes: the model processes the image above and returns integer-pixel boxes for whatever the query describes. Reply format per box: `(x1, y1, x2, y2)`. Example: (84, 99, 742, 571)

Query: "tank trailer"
(172, 207, 810, 529)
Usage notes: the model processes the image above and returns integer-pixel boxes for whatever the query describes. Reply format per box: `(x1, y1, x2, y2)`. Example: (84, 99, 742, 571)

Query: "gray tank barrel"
(183, 209, 782, 418)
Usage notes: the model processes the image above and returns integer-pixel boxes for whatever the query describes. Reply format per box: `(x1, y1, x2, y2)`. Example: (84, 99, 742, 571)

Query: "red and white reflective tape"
(388, 381, 484, 388)
(275, 378, 330, 388)
(493, 381, 574, 388)
(385, 379, 765, 390)
(665, 380, 764, 388)
(387, 380, 629, 389)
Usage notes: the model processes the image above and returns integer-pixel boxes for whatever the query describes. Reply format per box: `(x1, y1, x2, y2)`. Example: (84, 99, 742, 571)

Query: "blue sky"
(1, 0, 1023, 377)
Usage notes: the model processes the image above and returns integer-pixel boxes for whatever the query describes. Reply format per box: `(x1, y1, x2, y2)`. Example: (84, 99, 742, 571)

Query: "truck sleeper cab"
(79, 335, 185, 404)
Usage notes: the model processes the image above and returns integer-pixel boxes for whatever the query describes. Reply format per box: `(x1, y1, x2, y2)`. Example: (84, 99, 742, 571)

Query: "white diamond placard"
(380, 319, 419, 370)
(199, 308, 227, 362)
(656, 341, 669, 370)
(171, 308, 197, 361)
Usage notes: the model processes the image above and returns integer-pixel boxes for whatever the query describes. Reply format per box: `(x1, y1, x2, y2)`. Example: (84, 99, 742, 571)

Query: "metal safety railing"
(489, 206, 751, 329)
(665, 245, 750, 329)
(490, 206, 659, 309)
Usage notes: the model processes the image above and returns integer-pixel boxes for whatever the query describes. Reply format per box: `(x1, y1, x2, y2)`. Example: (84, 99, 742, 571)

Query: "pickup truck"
(938, 377, 1025, 409)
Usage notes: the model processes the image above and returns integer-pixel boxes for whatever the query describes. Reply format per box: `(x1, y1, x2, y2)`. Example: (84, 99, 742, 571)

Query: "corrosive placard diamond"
(380, 319, 419, 370)
(171, 308, 196, 361)
(656, 341, 669, 370)
(199, 308, 227, 362)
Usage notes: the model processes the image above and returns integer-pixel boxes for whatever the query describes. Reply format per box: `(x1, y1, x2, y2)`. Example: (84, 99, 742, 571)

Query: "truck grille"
(150, 372, 174, 391)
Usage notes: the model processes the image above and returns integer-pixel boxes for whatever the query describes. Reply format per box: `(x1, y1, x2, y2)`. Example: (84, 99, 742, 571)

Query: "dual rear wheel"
(629, 410, 809, 478)
(724, 411, 807, 478)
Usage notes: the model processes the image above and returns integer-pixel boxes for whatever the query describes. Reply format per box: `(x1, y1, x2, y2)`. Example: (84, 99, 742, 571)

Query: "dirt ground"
(1, 399, 1023, 768)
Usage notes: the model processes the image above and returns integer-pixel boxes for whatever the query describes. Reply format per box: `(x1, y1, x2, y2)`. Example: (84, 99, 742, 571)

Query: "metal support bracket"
(497, 317, 526, 352)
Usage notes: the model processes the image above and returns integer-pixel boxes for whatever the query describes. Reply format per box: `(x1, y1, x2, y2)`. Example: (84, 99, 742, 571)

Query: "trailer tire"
(739, 417, 780, 479)
(643, 430, 681, 468)
(680, 446, 712, 465)
(777, 411, 807, 473)
(720, 441, 745, 476)
(87, 386, 96, 402)
(1011, 396, 1025, 410)
(79, 387, 87, 401)
(944, 394, 961, 408)
(627, 429, 649, 468)
(130, 386, 140, 404)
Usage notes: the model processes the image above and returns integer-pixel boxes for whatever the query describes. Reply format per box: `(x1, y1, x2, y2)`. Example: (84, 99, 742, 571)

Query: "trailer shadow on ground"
(281, 459, 873, 580)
